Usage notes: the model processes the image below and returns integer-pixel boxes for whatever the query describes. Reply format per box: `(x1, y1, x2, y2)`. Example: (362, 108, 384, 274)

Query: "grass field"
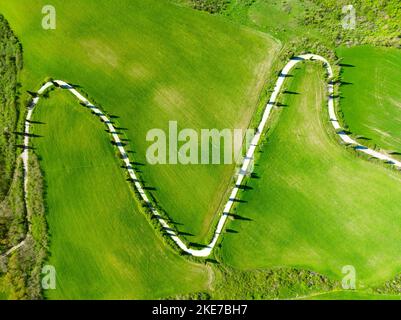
(3, 0, 401, 300)
(219, 62, 401, 287)
(337, 46, 401, 154)
(0, 0, 279, 244)
(223, 0, 320, 41)
(29, 90, 210, 299)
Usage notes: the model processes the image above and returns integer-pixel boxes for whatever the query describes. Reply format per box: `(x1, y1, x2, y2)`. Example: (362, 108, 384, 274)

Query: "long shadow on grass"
(228, 214, 253, 222)
(27, 120, 46, 125)
(14, 131, 43, 138)
(339, 63, 355, 68)
(226, 229, 239, 234)
(283, 90, 300, 95)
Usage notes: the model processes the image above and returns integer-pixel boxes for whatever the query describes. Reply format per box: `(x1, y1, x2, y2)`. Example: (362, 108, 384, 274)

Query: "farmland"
(337, 46, 401, 154)
(0, 0, 279, 244)
(1, 0, 401, 301)
(29, 90, 210, 299)
(219, 63, 401, 287)
(0, 0, 280, 299)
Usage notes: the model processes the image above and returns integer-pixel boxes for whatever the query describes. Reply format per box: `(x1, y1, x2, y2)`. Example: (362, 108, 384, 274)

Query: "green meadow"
(29, 90, 210, 299)
(337, 46, 401, 153)
(219, 63, 401, 287)
(2, 0, 401, 300)
(0, 0, 279, 244)
(0, 0, 281, 299)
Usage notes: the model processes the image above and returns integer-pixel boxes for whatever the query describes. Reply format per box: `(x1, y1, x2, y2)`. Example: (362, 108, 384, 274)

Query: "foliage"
(184, 0, 401, 48)
(2, 153, 47, 300)
(189, 0, 230, 13)
(375, 273, 401, 295)
(0, 14, 22, 199)
(168, 266, 339, 300)
(0, 159, 26, 253)
(306, 0, 401, 47)
(212, 266, 339, 299)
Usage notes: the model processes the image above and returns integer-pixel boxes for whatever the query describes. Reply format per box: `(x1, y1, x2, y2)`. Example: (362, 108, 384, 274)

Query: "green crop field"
(219, 62, 401, 287)
(337, 46, 401, 154)
(29, 90, 210, 299)
(223, 0, 321, 41)
(0, 0, 279, 245)
(2, 0, 401, 302)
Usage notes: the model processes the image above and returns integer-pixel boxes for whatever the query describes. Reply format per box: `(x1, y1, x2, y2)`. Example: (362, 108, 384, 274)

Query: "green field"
(2, 0, 401, 300)
(29, 90, 210, 299)
(337, 46, 401, 153)
(0, 0, 279, 244)
(224, 0, 321, 41)
(219, 62, 401, 287)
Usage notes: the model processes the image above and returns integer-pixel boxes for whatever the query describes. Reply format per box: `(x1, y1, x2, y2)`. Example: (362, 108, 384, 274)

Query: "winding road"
(3, 54, 401, 258)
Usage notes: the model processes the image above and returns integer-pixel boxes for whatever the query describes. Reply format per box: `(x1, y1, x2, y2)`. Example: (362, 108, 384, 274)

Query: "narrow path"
(2, 54, 401, 258)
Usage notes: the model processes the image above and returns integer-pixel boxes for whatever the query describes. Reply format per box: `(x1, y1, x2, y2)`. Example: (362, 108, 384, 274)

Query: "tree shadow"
(13, 132, 43, 138)
(278, 73, 293, 78)
(236, 184, 253, 191)
(355, 135, 371, 141)
(26, 90, 38, 97)
(283, 90, 299, 95)
(225, 229, 238, 234)
(114, 126, 128, 131)
(177, 231, 194, 237)
(132, 161, 145, 166)
(228, 214, 253, 221)
(205, 258, 219, 264)
(339, 63, 355, 68)
(143, 186, 157, 191)
(69, 83, 82, 88)
(250, 172, 260, 179)
(229, 198, 247, 203)
(337, 129, 352, 135)
(189, 242, 209, 249)
(162, 227, 192, 237)
(164, 218, 184, 227)
(26, 120, 45, 125)
(354, 145, 368, 150)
